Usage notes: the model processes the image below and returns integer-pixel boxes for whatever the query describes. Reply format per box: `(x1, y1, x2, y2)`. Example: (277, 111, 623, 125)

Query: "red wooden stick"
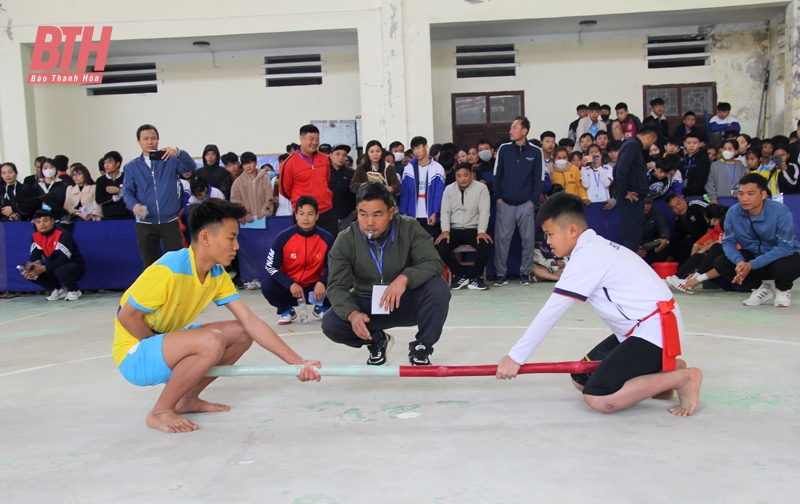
(398, 360, 600, 377)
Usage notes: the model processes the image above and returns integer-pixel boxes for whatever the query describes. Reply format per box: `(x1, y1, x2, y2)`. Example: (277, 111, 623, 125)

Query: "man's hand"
(583, 199, 592, 207)
(555, 260, 566, 268)
(496, 198, 503, 207)
(297, 360, 321, 382)
(312, 282, 326, 304)
(348, 311, 372, 340)
(1, 206, 13, 217)
(733, 261, 752, 285)
(25, 263, 47, 279)
(380, 274, 408, 312)
(159, 147, 179, 160)
(9, 212, 20, 221)
(496, 355, 521, 380)
(289, 282, 304, 299)
(625, 191, 639, 202)
(479, 179, 487, 185)
(428, 213, 438, 226)
(655, 239, 668, 253)
(435, 231, 450, 245)
(602, 201, 614, 211)
(106, 186, 120, 195)
(133, 204, 147, 218)
(477, 232, 493, 244)
(245, 213, 254, 223)
(637, 248, 647, 257)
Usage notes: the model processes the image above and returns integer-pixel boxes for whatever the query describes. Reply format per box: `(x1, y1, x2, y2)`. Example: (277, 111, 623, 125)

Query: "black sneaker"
(468, 278, 488, 290)
(367, 332, 394, 366)
(408, 343, 432, 366)
(450, 275, 469, 291)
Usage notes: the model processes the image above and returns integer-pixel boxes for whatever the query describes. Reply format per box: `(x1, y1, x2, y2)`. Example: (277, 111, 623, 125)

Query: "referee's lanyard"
(362, 225, 395, 284)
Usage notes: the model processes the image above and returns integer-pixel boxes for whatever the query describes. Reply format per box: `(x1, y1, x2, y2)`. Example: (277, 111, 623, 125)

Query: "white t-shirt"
(508, 229, 683, 365)
(580, 165, 613, 203)
(416, 162, 430, 218)
(188, 186, 225, 205)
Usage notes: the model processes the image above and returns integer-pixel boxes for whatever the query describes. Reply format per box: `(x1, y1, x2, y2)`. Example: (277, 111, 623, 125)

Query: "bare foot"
(146, 409, 198, 433)
(669, 368, 703, 416)
(175, 396, 231, 414)
(652, 359, 687, 400)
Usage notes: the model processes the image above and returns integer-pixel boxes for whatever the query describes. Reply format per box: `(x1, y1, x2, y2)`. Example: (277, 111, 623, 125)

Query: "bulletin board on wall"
(311, 117, 362, 158)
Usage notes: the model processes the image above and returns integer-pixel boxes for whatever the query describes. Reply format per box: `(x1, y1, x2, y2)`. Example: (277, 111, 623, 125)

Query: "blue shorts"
(118, 324, 202, 386)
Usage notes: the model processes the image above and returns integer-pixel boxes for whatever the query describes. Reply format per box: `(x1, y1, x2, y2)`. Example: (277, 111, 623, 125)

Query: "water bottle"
(296, 297, 309, 323)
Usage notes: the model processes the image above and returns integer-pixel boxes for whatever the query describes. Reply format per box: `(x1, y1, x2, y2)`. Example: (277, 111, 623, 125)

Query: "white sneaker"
(743, 283, 774, 306)
(774, 290, 791, 307)
(46, 287, 67, 301)
(65, 290, 82, 301)
(666, 275, 695, 295)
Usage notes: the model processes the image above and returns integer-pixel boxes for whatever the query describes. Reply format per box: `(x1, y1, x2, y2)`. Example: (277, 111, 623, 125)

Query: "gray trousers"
(494, 200, 535, 276)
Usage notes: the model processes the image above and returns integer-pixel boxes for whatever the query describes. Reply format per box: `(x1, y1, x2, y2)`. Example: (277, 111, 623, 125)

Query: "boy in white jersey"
(496, 193, 702, 416)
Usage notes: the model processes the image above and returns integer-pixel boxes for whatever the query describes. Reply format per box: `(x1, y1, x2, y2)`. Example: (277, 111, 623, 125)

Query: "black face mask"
(601, 114, 610, 121)
(650, 154, 661, 161)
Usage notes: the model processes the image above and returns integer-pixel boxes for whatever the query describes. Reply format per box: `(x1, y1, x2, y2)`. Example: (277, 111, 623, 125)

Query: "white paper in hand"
(371, 285, 390, 315)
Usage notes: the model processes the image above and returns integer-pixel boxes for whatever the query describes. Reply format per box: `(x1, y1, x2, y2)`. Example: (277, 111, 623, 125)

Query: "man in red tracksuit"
(261, 196, 335, 324)
(279, 124, 339, 238)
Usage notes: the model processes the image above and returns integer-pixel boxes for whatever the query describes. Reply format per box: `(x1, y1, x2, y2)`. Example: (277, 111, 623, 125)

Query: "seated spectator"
(649, 156, 683, 199)
(54, 155, 74, 186)
(647, 141, 663, 171)
(567, 104, 588, 142)
(576, 102, 606, 139)
(665, 137, 683, 158)
(434, 163, 492, 291)
(680, 132, 709, 198)
(540, 131, 557, 166)
(600, 104, 612, 129)
(64, 164, 102, 221)
(642, 98, 670, 139)
(399, 136, 445, 238)
(439, 149, 457, 187)
(760, 138, 775, 171)
(1, 162, 37, 221)
(467, 144, 480, 172)
(580, 144, 613, 204)
(673, 111, 703, 141)
(21, 209, 85, 301)
(638, 196, 670, 265)
(558, 138, 575, 155)
(709, 102, 741, 136)
(97, 158, 105, 177)
(736, 134, 752, 162)
(327, 144, 357, 233)
(776, 143, 800, 194)
(531, 225, 566, 283)
(666, 204, 730, 294)
(33, 158, 69, 219)
(714, 174, 800, 307)
(286, 142, 299, 154)
(429, 143, 443, 163)
(230, 151, 274, 223)
(611, 102, 642, 141)
(23, 156, 47, 187)
(318, 143, 332, 155)
(706, 139, 746, 204)
(578, 133, 593, 153)
(594, 131, 610, 157)
(188, 177, 225, 205)
(195, 145, 229, 190)
(351, 139, 402, 198)
(550, 147, 590, 206)
(707, 144, 719, 163)
(745, 147, 765, 176)
(95, 151, 133, 220)
(456, 147, 468, 165)
(322, 182, 449, 366)
(261, 196, 334, 324)
(665, 193, 709, 264)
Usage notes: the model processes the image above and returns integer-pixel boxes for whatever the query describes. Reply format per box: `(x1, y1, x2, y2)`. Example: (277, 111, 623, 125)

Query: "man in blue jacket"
(492, 116, 546, 286)
(122, 124, 197, 268)
(399, 136, 446, 238)
(714, 173, 800, 307)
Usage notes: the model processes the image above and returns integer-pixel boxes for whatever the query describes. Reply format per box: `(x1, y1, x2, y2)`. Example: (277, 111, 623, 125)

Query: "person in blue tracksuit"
(399, 136, 446, 239)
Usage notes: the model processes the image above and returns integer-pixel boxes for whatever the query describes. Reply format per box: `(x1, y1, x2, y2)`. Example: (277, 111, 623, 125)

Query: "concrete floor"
(0, 283, 798, 504)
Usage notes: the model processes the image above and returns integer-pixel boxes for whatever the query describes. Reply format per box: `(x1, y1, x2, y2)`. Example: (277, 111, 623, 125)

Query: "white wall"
(31, 52, 361, 167)
(431, 28, 772, 144)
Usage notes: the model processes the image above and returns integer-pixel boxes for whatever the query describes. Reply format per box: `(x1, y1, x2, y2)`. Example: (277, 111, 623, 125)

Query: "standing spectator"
(760, 138, 776, 171)
(642, 98, 670, 139)
(21, 209, 85, 301)
(576, 102, 607, 140)
(327, 144, 357, 233)
(351, 139, 402, 199)
(122, 124, 196, 268)
(681, 132, 711, 197)
(33, 158, 69, 219)
(195, 145, 229, 190)
(275, 153, 293, 217)
(581, 145, 613, 203)
(23, 156, 47, 187)
(229, 151, 273, 222)
(456, 147, 468, 165)
(706, 139, 746, 204)
(779, 140, 800, 194)
(95, 151, 132, 220)
(399, 136, 446, 238)
(219, 152, 242, 200)
(707, 145, 720, 163)
(1, 162, 37, 221)
(709, 102, 741, 136)
(736, 134, 752, 163)
(389, 141, 406, 177)
(475, 138, 496, 191)
(595, 131, 610, 157)
(439, 149, 457, 188)
(714, 174, 800, 307)
(493, 116, 546, 286)
(322, 182, 449, 366)
(600, 104, 613, 129)
(435, 163, 492, 291)
(673, 111, 703, 142)
(577, 133, 593, 153)
(614, 123, 661, 252)
(262, 196, 334, 324)
(64, 164, 102, 221)
(638, 196, 671, 265)
(611, 102, 642, 141)
(540, 131, 557, 167)
(567, 104, 588, 142)
(280, 124, 339, 239)
(54, 155, 74, 186)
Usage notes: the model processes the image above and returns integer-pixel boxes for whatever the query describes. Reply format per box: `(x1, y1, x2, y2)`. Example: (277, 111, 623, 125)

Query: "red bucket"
(653, 262, 678, 279)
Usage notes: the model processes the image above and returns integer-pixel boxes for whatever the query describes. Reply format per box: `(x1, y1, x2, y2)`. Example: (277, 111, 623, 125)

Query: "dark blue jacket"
(614, 136, 649, 196)
(722, 198, 800, 269)
(492, 141, 546, 206)
(122, 150, 196, 224)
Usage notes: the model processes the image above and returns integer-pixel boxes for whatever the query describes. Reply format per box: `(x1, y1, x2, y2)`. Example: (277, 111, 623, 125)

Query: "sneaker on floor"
(666, 275, 695, 295)
(409, 343, 432, 366)
(520, 276, 532, 286)
(450, 275, 469, 291)
(64, 290, 82, 301)
(312, 305, 329, 320)
(493, 276, 508, 287)
(468, 278, 489, 291)
(278, 308, 297, 325)
(743, 283, 774, 306)
(367, 332, 394, 366)
(46, 287, 67, 301)
(774, 289, 791, 307)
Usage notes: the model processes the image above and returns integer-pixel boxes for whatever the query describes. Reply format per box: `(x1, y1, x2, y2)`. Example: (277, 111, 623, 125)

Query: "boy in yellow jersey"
(114, 199, 321, 433)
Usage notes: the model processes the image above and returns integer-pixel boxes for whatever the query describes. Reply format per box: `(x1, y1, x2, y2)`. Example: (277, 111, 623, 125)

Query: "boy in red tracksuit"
(261, 196, 334, 324)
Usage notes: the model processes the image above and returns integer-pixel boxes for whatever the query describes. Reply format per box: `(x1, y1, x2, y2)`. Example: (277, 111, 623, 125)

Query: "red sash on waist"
(625, 299, 682, 371)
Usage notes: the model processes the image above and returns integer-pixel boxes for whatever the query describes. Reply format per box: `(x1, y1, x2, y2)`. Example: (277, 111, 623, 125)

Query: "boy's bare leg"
(583, 366, 702, 416)
(146, 323, 252, 433)
(652, 359, 687, 400)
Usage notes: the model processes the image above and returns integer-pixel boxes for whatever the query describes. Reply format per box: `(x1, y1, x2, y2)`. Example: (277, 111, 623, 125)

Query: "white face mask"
(478, 150, 492, 162)
(42, 168, 56, 179)
(722, 150, 735, 160)
(554, 159, 569, 169)
(393, 152, 404, 163)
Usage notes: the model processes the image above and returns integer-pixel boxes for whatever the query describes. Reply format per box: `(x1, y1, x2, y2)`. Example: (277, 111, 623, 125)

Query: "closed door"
(452, 91, 524, 148)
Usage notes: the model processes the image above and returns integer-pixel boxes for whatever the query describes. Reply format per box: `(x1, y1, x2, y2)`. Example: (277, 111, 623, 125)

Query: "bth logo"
(28, 26, 112, 85)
